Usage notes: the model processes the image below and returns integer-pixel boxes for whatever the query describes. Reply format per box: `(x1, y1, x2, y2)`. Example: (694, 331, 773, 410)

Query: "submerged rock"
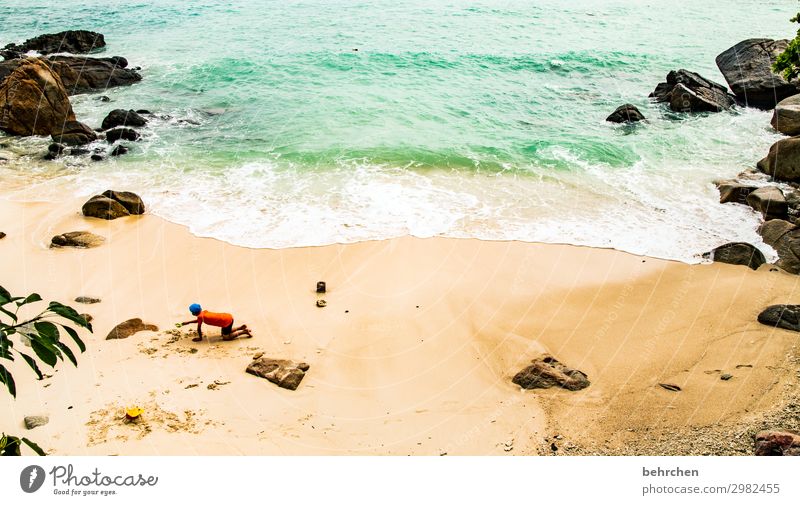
(81, 195, 131, 220)
(650, 69, 735, 113)
(110, 145, 129, 156)
(246, 357, 310, 390)
(3, 30, 105, 56)
(106, 318, 158, 340)
(0, 58, 75, 137)
(715, 180, 757, 205)
(512, 355, 589, 391)
(606, 104, 645, 123)
(757, 137, 800, 182)
(101, 109, 147, 131)
(702, 242, 766, 270)
(757, 305, 800, 331)
(716, 39, 800, 109)
(771, 94, 800, 136)
(51, 120, 97, 146)
(746, 186, 788, 221)
(51, 231, 105, 249)
(105, 127, 140, 143)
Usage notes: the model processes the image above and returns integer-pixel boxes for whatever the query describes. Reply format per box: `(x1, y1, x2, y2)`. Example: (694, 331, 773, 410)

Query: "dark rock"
(720, 373, 733, 381)
(81, 195, 130, 220)
(110, 145, 128, 156)
(106, 318, 158, 340)
(48, 143, 66, 157)
(716, 39, 800, 109)
(90, 154, 104, 161)
(3, 30, 105, 55)
(754, 430, 800, 456)
(702, 242, 766, 270)
(74, 296, 101, 304)
(650, 69, 735, 113)
(23, 415, 49, 430)
(771, 94, 800, 136)
(716, 180, 757, 205)
(316, 281, 326, 293)
(101, 109, 147, 130)
(246, 357, 310, 390)
(511, 355, 590, 391)
(658, 383, 681, 392)
(135, 109, 152, 115)
(757, 137, 800, 182)
(51, 120, 97, 146)
(0, 58, 76, 136)
(606, 104, 645, 123)
(758, 305, 800, 331)
(746, 186, 788, 221)
(98, 95, 110, 102)
(101, 190, 145, 215)
(51, 231, 105, 248)
(757, 219, 800, 273)
(69, 148, 90, 156)
(1, 56, 141, 95)
(105, 127, 140, 143)
(0, 232, 5, 239)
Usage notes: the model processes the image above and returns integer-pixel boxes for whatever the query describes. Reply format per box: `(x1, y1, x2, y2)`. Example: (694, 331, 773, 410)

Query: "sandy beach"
(0, 196, 797, 455)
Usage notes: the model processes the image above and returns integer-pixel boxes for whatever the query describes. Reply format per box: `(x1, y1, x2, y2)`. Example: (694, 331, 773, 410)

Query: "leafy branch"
(773, 13, 800, 81)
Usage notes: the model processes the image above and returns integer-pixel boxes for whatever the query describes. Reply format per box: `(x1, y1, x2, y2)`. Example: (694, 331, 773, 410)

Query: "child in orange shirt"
(180, 303, 252, 342)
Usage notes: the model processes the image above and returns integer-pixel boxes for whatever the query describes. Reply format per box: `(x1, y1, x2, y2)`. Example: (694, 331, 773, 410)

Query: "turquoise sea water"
(0, 0, 795, 259)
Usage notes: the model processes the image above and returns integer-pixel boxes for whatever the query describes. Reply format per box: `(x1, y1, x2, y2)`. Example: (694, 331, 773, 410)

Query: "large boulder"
(757, 305, 800, 332)
(702, 242, 766, 270)
(716, 39, 800, 109)
(101, 190, 145, 215)
(106, 318, 158, 340)
(51, 120, 97, 146)
(511, 355, 590, 391)
(50, 231, 105, 248)
(606, 104, 645, 123)
(3, 30, 105, 56)
(758, 219, 800, 273)
(47, 56, 141, 94)
(650, 69, 735, 112)
(771, 94, 800, 136)
(715, 180, 757, 205)
(0, 58, 75, 136)
(746, 186, 788, 221)
(246, 357, 310, 390)
(757, 137, 800, 182)
(754, 430, 800, 456)
(81, 195, 131, 220)
(101, 109, 147, 130)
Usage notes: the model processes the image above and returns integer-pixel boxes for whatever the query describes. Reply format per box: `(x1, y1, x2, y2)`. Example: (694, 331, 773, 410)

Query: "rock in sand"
(50, 231, 105, 248)
(757, 305, 800, 332)
(81, 195, 130, 220)
(702, 242, 766, 270)
(106, 318, 158, 340)
(511, 355, 590, 391)
(23, 415, 49, 430)
(246, 357, 310, 390)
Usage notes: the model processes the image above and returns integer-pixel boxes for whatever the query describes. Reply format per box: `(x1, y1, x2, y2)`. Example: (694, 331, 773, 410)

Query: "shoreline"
(1, 196, 799, 455)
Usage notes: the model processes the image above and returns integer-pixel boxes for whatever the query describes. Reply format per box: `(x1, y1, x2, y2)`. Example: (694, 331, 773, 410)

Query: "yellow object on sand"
(125, 407, 143, 420)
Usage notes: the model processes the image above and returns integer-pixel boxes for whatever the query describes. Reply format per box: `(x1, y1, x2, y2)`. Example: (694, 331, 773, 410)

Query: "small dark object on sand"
(316, 299, 327, 308)
(316, 281, 326, 293)
(659, 383, 681, 391)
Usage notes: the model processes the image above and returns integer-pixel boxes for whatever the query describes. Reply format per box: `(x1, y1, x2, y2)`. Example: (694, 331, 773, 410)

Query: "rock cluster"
(82, 190, 145, 220)
(650, 69, 735, 113)
(511, 355, 590, 391)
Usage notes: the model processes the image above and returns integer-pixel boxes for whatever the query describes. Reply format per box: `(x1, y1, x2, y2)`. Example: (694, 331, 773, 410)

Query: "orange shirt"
(198, 310, 233, 327)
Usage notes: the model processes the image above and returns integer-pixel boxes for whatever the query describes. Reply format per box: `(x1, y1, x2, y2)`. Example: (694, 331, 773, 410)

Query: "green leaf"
(47, 302, 91, 330)
(29, 339, 57, 368)
(17, 293, 42, 307)
(55, 342, 77, 366)
(0, 363, 16, 397)
(21, 437, 46, 456)
(60, 325, 86, 353)
(18, 353, 43, 380)
(0, 305, 17, 323)
(0, 286, 11, 304)
(0, 435, 21, 456)
(34, 321, 60, 343)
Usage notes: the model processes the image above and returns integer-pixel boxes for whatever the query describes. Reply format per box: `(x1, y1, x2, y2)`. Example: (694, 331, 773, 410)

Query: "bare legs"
(222, 324, 252, 341)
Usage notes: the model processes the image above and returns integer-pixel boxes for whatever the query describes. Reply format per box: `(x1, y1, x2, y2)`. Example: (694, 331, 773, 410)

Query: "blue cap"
(189, 303, 202, 315)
